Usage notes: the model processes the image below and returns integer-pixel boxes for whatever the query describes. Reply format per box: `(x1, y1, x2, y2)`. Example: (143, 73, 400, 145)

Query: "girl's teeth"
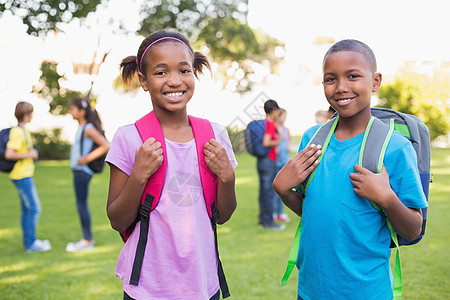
(338, 99, 351, 103)
(166, 92, 183, 98)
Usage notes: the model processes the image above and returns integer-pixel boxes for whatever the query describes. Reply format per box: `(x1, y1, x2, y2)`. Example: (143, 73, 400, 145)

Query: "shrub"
(31, 128, 71, 160)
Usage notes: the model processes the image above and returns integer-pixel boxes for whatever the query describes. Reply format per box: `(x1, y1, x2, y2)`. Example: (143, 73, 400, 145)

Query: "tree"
(0, 0, 103, 36)
(32, 61, 84, 115)
(376, 68, 450, 142)
(135, 0, 284, 93)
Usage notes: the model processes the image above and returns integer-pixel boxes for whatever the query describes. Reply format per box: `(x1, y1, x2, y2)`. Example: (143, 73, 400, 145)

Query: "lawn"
(0, 149, 449, 299)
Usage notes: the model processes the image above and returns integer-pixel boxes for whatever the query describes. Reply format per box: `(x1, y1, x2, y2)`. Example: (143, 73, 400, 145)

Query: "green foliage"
(31, 128, 71, 160)
(0, 150, 449, 299)
(135, 0, 284, 93)
(33, 61, 83, 115)
(225, 126, 245, 154)
(0, 0, 102, 36)
(377, 70, 450, 142)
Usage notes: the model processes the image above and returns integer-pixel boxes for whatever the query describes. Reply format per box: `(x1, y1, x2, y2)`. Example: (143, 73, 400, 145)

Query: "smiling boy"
(273, 40, 427, 299)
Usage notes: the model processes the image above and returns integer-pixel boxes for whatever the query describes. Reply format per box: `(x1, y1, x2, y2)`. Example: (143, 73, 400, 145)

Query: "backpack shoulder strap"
(135, 110, 168, 210)
(298, 116, 338, 195)
(189, 116, 230, 298)
(128, 111, 168, 286)
(360, 116, 394, 173)
(281, 117, 338, 286)
(188, 115, 217, 219)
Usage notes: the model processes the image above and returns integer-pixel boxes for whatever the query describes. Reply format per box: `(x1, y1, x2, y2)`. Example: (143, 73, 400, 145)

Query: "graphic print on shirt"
(167, 172, 203, 208)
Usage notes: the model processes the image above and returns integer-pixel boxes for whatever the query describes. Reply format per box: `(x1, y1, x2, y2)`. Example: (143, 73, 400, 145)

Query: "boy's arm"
(350, 165, 423, 241)
(273, 145, 322, 217)
(5, 129, 38, 160)
(204, 139, 237, 224)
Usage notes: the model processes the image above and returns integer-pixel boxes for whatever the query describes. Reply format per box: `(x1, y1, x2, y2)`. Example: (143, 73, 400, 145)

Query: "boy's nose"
(336, 80, 349, 93)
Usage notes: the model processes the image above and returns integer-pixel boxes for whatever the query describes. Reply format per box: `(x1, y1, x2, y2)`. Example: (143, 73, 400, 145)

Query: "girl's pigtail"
(193, 51, 211, 78)
(120, 55, 139, 84)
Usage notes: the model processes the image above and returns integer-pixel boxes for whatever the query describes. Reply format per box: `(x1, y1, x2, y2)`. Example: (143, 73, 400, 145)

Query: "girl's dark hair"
(15, 101, 34, 122)
(324, 39, 377, 72)
(264, 99, 280, 114)
(120, 29, 211, 84)
(70, 98, 104, 134)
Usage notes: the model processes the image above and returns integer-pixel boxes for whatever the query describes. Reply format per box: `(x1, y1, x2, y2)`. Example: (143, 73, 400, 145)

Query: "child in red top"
(257, 99, 283, 230)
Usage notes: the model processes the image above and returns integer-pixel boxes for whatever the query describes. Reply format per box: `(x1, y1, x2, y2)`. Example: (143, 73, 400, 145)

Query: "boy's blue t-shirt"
(297, 124, 428, 300)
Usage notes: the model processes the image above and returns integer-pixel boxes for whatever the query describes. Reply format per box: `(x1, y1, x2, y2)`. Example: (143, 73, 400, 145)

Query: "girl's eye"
(180, 68, 192, 74)
(154, 71, 166, 76)
(324, 77, 335, 83)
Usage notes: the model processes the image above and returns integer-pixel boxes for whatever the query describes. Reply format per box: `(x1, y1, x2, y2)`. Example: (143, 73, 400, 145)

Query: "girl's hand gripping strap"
(129, 110, 168, 286)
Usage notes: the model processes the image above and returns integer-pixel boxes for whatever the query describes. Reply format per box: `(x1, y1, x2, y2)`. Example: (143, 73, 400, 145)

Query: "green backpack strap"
(365, 118, 402, 299)
(281, 117, 338, 286)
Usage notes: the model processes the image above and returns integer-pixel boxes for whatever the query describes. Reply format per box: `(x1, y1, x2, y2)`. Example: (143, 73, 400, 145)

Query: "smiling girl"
(106, 30, 237, 299)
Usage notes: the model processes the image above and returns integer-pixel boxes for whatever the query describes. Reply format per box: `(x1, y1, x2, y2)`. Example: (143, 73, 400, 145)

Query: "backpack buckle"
(139, 194, 154, 220)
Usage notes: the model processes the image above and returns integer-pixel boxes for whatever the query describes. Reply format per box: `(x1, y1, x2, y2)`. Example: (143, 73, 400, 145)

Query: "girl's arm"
(78, 126, 110, 166)
(107, 138, 163, 232)
(350, 165, 423, 241)
(204, 139, 237, 224)
(273, 145, 321, 216)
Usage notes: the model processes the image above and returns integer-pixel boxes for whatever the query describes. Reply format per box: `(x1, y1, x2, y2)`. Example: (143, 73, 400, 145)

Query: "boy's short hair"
(324, 39, 377, 72)
(15, 101, 34, 122)
(264, 99, 279, 114)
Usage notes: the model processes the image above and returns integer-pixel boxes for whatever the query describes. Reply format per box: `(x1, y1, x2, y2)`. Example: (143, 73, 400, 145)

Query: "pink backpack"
(121, 111, 230, 298)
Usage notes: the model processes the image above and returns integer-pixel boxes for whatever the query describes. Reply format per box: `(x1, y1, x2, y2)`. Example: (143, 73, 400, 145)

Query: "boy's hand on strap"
(204, 139, 234, 183)
(273, 144, 321, 198)
(350, 165, 396, 208)
(133, 137, 163, 183)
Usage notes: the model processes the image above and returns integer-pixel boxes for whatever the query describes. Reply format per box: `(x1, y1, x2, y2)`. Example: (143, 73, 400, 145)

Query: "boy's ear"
(138, 72, 149, 91)
(372, 72, 382, 93)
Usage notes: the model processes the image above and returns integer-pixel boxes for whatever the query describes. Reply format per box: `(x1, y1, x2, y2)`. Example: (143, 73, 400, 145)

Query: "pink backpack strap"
(135, 110, 168, 210)
(127, 110, 168, 285)
(189, 116, 230, 298)
(188, 115, 218, 219)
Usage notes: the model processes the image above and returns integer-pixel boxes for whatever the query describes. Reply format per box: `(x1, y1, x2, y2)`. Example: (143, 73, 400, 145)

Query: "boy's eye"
(348, 74, 360, 80)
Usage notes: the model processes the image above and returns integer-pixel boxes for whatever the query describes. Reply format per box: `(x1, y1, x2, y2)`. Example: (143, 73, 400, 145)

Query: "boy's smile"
(322, 51, 381, 120)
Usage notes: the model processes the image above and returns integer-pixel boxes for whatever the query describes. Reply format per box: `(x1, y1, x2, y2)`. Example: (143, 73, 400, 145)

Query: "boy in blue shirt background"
(273, 39, 428, 300)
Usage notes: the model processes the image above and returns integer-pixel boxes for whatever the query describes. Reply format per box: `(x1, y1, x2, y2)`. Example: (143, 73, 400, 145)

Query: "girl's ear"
(138, 72, 149, 91)
(372, 72, 382, 93)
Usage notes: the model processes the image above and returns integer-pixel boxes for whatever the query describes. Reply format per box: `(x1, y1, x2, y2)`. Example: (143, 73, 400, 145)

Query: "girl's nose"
(167, 72, 182, 86)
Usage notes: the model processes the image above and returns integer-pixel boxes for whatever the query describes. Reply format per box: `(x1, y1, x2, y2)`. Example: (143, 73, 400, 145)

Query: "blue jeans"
(73, 170, 93, 241)
(257, 156, 277, 226)
(273, 165, 285, 216)
(12, 177, 42, 249)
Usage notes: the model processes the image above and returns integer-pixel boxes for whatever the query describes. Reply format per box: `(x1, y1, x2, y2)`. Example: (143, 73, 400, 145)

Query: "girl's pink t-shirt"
(105, 122, 237, 300)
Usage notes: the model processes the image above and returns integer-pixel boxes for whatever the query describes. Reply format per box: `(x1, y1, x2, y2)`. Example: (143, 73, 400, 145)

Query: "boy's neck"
(334, 111, 371, 141)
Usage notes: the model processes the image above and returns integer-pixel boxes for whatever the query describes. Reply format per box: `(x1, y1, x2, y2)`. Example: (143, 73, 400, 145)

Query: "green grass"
(0, 149, 449, 299)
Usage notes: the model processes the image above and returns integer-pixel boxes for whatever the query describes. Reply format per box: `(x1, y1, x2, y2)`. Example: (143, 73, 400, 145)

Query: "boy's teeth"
(338, 99, 351, 103)
(166, 92, 183, 98)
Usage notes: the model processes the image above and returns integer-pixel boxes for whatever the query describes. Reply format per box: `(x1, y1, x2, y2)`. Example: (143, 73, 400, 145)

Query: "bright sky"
(0, 0, 449, 140)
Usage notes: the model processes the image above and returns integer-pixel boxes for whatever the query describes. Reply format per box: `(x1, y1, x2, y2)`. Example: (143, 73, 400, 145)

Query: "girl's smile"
(139, 42, 195, 113)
